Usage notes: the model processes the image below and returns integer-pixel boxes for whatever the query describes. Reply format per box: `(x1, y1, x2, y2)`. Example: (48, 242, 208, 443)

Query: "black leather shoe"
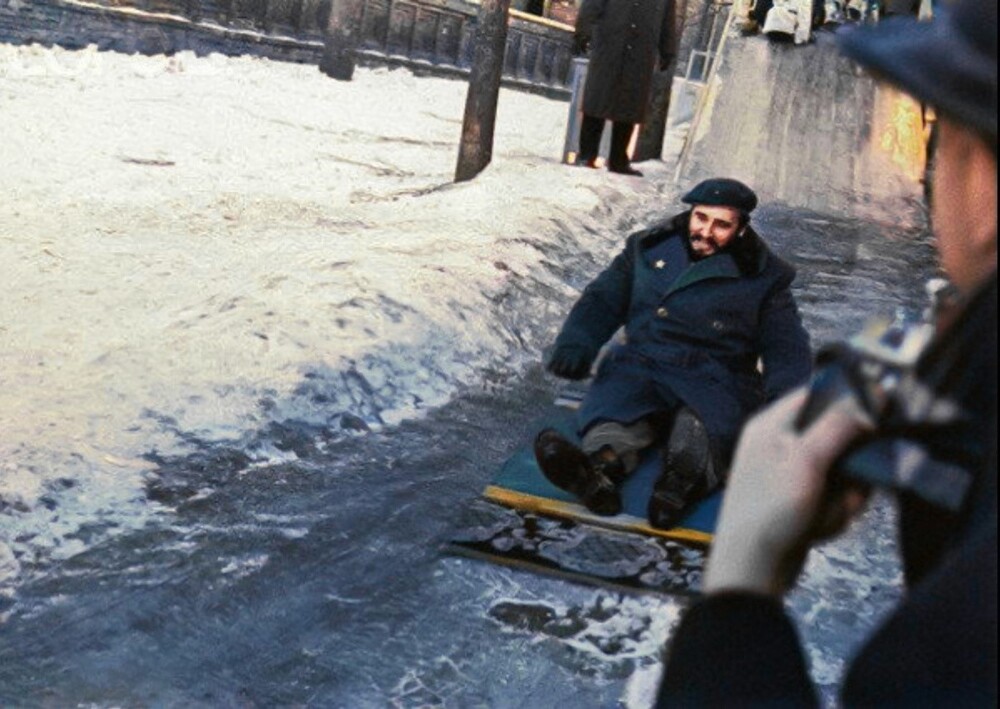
(608, 163, 643, 177)
(647, 409, 714, 529)
(534, 429, 622, 516)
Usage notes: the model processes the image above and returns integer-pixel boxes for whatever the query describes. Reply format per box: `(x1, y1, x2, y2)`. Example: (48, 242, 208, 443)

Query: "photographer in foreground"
(657, 0, 997, 704)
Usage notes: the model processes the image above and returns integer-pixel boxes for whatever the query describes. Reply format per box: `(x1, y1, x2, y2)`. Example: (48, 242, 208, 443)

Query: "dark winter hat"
(837, 0, 997, 150)
(681, 178, 758, 213)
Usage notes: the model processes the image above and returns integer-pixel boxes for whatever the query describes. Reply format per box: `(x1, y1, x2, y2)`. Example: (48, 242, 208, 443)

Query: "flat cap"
(681, 178, 758, 213)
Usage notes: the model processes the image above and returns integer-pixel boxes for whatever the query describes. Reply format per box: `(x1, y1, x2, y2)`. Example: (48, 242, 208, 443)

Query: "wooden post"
(454, 0, 512, 183)
(319, 0, 363, 81)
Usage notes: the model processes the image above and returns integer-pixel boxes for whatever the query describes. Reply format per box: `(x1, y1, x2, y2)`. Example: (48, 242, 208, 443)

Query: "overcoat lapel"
(635, 219, 769, 297)
(664, 252, 743, 296)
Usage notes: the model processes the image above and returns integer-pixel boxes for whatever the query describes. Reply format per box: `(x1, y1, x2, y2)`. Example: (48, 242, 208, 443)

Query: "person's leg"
(647, 407, 724, 529)
(534, 418, 657, 516)
(580, 419, 657, 482)
(577, 114, 605, 167)
(608, 121, 642, 176)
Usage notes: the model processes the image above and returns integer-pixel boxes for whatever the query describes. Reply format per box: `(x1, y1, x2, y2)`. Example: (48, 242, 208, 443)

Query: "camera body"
(795, 281, 973, 511)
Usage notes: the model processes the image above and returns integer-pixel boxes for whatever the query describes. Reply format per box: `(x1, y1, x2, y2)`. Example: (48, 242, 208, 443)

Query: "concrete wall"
(678, 30, 927, 222)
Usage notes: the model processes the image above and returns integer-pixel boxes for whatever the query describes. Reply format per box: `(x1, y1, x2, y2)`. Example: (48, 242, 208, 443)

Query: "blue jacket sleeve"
(552, 238, 634, 358)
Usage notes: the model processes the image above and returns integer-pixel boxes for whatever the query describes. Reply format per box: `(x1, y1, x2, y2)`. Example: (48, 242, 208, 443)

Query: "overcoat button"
(657, 307, 669, 318)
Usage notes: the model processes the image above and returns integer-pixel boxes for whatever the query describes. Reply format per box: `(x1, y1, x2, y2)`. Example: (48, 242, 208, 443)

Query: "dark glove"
(546, 344, 596, 380)
(572, 33, 591, 57)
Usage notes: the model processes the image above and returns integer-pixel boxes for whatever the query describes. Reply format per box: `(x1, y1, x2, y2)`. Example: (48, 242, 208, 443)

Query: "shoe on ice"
(647, 408, 715, 529)
(608, 162, 643, 177)
(534, 429, 622, 516)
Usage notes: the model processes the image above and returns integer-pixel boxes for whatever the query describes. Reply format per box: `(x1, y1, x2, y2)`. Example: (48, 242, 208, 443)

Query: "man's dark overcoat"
(576, 0, 678, 124)
(554, 212, 812, 454)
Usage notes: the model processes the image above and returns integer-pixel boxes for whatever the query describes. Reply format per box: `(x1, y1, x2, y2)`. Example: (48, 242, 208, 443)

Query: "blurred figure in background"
(572, 0, 679, 176)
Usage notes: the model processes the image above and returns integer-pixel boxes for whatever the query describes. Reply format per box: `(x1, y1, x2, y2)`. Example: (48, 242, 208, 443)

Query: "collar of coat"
(636, 210, 768, 278)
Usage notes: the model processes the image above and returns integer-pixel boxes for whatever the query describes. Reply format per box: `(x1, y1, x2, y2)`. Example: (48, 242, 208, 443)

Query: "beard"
(688, 233, 720, 259)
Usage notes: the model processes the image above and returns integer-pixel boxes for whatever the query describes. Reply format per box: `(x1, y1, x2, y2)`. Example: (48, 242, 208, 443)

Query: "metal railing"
(351, 0, 575, 90)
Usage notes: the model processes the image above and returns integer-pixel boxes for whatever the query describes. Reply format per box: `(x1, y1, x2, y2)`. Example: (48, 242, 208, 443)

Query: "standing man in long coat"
(535, 178, 812, 529)
(573, 0, 679, 176)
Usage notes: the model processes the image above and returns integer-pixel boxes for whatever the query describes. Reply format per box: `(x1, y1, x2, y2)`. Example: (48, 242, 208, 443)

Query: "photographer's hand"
(703, 389, 873, 598)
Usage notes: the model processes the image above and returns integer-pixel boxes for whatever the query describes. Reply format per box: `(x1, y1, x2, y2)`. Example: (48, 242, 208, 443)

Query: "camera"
(794, 279, 973, 511)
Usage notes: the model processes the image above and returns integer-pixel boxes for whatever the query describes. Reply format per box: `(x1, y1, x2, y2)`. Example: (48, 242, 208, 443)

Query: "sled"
(444, 387, 722, 595)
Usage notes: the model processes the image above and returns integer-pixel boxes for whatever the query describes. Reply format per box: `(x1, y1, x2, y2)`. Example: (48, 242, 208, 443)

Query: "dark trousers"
(578, 114, 635, 168)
